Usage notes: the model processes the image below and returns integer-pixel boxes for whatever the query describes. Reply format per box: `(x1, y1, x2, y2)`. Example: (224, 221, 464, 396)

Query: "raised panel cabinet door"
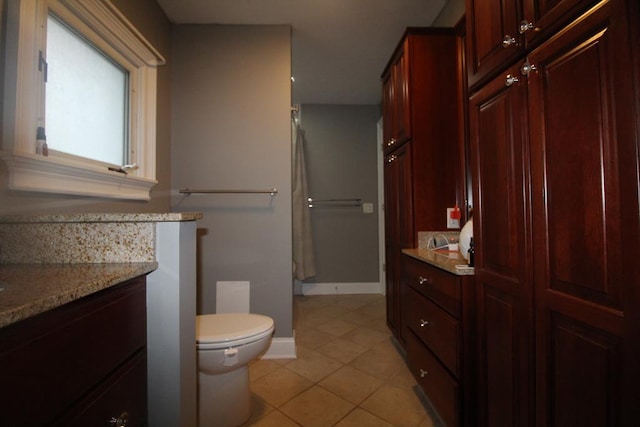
(384, 151, 399, 333)
(384, 241, 398, 333)
(465, 0, 522, 90)
(395, 143, 414, 252)
(384, 143, 414, 341)
(382, 42, 411, 153)
(526, 0, 640, 424)
(382, 73, 396, 152)
(397, 143, 415, 345)
(522, 0, 599, 49)
(392, 43, 411, 145)
(469, 62, 534, 427)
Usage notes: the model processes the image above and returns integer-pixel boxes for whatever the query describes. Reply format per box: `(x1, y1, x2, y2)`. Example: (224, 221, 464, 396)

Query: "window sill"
(2, 152, 156, 200)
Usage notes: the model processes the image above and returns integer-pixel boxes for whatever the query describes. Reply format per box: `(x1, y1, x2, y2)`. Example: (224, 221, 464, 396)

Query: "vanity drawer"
(59, 350, 147, 427)
(403, 254, 461, 317)
(406, 329, 459, 427)
(406, 286, 460, 376)
(0, 277, 147, 426)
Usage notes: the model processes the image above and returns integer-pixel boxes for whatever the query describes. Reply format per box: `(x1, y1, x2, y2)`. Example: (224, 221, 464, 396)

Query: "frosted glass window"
(45, 14, 129, 166)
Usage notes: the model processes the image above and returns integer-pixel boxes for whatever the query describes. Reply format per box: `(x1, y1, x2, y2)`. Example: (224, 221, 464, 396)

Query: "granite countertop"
(0, 212, 199, 329)
(0, 262, 157, 328)
(0, 212, 202, 223)
(403, 248, 474, 276)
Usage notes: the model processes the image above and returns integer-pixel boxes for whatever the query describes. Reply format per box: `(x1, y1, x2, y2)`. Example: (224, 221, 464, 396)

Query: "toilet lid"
(196, 313, 274, 346)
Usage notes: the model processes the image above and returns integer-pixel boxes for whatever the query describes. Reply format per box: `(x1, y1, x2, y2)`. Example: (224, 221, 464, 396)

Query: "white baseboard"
(294, 281, 383, 296)
(261, 335, 297, 359)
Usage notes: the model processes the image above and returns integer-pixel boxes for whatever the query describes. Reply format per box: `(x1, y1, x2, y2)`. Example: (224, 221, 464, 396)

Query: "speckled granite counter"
(402, 248, 474, 276)
(0, 212, 201, 328)
(0, 212, 202, 264)
(0, 212, 202, 223)
(403, 230, 475, 276)
(0, 262, 157, 328)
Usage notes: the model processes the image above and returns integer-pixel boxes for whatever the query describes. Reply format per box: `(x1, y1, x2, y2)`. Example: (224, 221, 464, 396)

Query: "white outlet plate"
(447, 208, 460, 229)
(363, 203, 374, 214)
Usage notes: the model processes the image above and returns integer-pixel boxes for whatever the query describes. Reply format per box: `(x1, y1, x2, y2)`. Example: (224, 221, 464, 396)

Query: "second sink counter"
(402, 248, 474, 276)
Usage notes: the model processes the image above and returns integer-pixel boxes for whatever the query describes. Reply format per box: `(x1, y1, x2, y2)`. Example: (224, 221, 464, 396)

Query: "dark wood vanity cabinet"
(401, 254, 475, 427)
(468, 0, 640, 424)
(0, 277, 148, 427)
(381, 28, 461, 343)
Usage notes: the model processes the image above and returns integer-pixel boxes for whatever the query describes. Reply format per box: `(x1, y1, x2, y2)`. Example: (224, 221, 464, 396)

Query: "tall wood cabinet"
(467, 0, 640, 424)
(381, 28, 461, 344)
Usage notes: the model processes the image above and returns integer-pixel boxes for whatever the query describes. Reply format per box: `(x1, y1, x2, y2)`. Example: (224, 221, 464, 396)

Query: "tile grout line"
(245, 295, 434, 426)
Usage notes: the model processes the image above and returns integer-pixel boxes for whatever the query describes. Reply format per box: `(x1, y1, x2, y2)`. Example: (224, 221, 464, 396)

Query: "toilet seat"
(196, 313, 274, 350)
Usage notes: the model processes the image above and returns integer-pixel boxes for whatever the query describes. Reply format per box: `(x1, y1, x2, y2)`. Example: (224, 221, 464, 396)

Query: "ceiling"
(155, 0, 449, 105)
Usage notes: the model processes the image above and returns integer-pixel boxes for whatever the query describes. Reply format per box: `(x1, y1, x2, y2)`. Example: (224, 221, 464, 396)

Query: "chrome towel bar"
(179, 188, 278, 196)
(307, 197, 362, 208)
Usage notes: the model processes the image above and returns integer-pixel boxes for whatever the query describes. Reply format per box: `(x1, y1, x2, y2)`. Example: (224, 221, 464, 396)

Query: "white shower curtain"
(292, 123, 316, 280)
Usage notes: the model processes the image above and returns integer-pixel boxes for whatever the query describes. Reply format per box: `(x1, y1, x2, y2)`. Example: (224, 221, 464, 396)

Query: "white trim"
(2, 0, 163, 200)
(1, 152, 156, 200)
(58, 0, 165, 67)
(294, 282, 383, 296)
(260, 336, 297, 359)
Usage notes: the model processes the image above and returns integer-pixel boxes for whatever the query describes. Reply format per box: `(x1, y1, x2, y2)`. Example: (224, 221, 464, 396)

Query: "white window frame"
(1, 0, 165, 200)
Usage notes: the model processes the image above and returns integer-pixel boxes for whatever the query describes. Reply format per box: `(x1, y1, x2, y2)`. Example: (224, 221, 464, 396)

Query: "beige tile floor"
(243, 294, 441, 427)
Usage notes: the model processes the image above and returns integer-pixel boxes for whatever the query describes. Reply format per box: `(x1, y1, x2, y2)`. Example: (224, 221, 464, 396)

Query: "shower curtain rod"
(179, 188, 278, 196)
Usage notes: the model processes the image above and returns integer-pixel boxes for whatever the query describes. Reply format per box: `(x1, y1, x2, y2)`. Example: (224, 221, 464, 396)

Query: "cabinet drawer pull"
(505, 74, 519, 86)
(109, 412, 129, 427)
(521, 61, 537, 76)
(502, 35, 517, 48)
(387, 155, 397, 163)
(387, 138, 396, 147)
(519, 20, 537, 34)
(419, 368, 428, 378)
(418, 276, 429, 285)
(419, 319, 430, 327)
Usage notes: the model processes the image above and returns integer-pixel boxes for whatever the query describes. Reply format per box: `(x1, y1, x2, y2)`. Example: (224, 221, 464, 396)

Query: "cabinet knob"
(419, 319, 430, 327)
(502, 35, 517, 48)
(109, 412, 129, 427)
(519, 20, 537, 34)
(505, 74, 520, 87)
(387, 138, 396, 147)
(418, 276, 429, 285)
(419, 368, 428, 378)
(387, 155, 396, 163)
(521, 61, 538, 76)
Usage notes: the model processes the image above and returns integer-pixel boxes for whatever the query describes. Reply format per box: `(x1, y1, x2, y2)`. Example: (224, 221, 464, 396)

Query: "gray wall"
(300, 104, 380, 284)
(0, 0, 173, 214)
(170, 24, 293, 337)
(433, 0, 465, 26)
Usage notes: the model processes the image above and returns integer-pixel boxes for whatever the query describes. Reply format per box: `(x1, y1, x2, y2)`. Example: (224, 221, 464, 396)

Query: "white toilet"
(196, 312, 274, 427)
